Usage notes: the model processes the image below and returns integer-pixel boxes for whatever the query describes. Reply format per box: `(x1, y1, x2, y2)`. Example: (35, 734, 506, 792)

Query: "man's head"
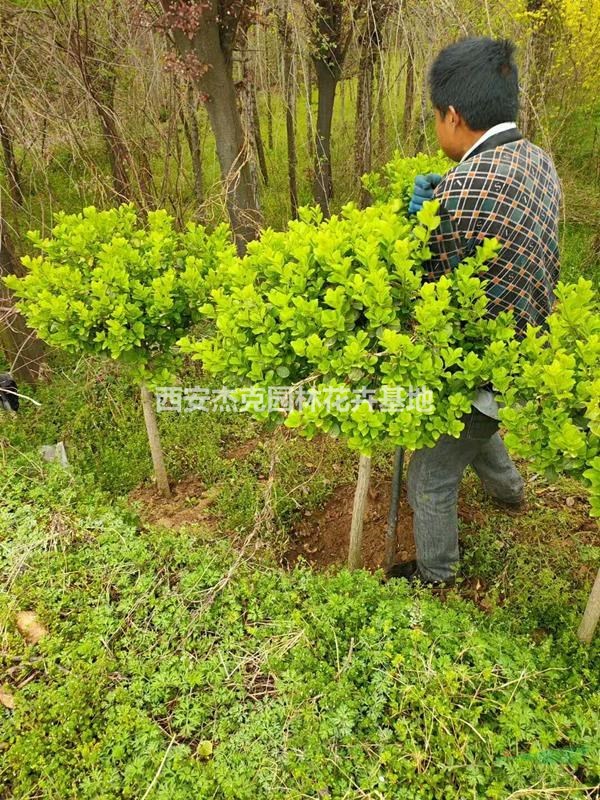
(429, 37, 519, 161)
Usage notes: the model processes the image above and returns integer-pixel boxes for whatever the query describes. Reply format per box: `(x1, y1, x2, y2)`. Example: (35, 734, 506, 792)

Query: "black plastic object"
(0, 373, 19, 411)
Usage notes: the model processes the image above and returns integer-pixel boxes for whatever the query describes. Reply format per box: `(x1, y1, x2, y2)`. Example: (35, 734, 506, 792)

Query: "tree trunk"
(402, 46, 416, 151)
(266, 91, 274, 150)
(414, 77, 428, 154)
(165, 3, 262, 254)
(354, 3, 385, 208)
(93, 104, 131, 202)
(348, 454, 371, 570)
(251, 85, 269, 186)
(135, 142, 155, 212)
(284, 56, 298, 219)
(578, 568, 600, 644)
(181, 82, 205, 211)
(376, 60, 387, 163)
(305, 0, 355, 214)
(192, 58, 259, 249)
(0, 108, 24, 209)
(305, 58, 315, 162)
(355, 38, 373, 207)
(384, 447, 405, 571)
(0, 227, 46, 384)
(278, 0, 298, 218)
(238, 56, 261, 216)
(521, 0, 558, 141)
(313, 59, 338, 216)
(140, 384, 171, 498)
(81, 59, 133, 203)
(240, 29, 268, 188)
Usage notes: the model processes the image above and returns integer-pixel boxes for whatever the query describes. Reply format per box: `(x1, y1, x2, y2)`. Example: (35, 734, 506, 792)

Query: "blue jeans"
(407, 408, 524, 582)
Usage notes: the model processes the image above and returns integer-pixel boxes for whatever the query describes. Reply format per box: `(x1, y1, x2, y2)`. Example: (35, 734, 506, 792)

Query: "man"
(388, 37, 562, 588)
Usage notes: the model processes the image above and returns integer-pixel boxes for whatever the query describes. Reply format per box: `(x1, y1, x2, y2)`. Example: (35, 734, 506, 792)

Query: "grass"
(459, 466, 599, 635)
(560, 222, 599, 286)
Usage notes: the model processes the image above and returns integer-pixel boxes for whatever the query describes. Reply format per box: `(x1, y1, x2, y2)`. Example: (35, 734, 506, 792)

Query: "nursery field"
(2, 1, 600, 798)
(0, 362, 599, 799)
(1, 182, 599, 796)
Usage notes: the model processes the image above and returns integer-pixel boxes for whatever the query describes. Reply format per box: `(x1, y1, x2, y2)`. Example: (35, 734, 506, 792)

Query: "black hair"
(429, 37, 519, 130)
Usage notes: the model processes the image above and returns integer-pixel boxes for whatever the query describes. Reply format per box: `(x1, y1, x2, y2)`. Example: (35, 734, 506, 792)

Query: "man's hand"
(408, 173, 443, 215)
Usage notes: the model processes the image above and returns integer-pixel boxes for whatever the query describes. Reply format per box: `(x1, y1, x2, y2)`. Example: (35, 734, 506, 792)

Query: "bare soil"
(129, 476, 220, 529)
(283, 478, 413, 572)
(282, 477, 490, 574)
(128, 465, 597, 604)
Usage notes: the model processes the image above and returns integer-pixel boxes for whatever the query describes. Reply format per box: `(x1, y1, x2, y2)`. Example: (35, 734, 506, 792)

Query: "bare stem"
(348, 454, 371, 570)
(577, 567, 600, 644)
(140, 383, 171, 498)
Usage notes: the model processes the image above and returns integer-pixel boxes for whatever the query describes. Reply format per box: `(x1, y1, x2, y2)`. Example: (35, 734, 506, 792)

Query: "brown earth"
(282, 477, 488, 574)
(129, 476, 221, 529)
(223, 438, 260, 461)
(128, 466, 597, 604)
(283, 478, 414, 572)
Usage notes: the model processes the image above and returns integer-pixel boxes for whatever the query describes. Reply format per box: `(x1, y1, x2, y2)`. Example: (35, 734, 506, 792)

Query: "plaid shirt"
(426, 136, 562, 333)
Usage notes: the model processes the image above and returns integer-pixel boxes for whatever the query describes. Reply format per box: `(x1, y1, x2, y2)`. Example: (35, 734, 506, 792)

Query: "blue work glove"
(408, 173, 443, 215)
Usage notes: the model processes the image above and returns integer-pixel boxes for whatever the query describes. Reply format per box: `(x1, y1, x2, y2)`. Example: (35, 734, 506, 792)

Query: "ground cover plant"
(1, 456, 599, 799)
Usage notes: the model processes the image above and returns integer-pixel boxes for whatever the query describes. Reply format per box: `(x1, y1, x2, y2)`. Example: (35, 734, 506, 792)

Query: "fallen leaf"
(16, 611, 48, 644)
(0, 690, 15, 710)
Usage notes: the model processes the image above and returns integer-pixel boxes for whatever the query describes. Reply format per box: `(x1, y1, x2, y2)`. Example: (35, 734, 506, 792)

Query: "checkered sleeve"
(424, 169, 471, 280)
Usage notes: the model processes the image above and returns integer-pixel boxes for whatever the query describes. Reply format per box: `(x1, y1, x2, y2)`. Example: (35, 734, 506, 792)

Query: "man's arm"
(408, 168, 479, 280)
(424, 171, 471, 280)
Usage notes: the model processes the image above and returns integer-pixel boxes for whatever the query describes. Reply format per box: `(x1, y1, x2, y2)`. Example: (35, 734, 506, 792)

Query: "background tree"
(0, 222, 46, 384)
(0, 0, 597, 243)
(45, 0, 136, 202)
(180, 81, 205, 213)
(302, 0, 362, 215)
(0, 106, 24, 211)
(158, 0, 262, 252)
(354, 0, 389, 208)
(240, 29, 269, 188)
(520, 0, 562, 141)
(275, 0, 299, 218)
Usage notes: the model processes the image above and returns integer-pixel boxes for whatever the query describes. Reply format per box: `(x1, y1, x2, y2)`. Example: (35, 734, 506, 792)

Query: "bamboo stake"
(577, 567, 600, 644)
(140, 384, 171, 498)
(384, 447, 405, 572)
(348, 454, 371, 570)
